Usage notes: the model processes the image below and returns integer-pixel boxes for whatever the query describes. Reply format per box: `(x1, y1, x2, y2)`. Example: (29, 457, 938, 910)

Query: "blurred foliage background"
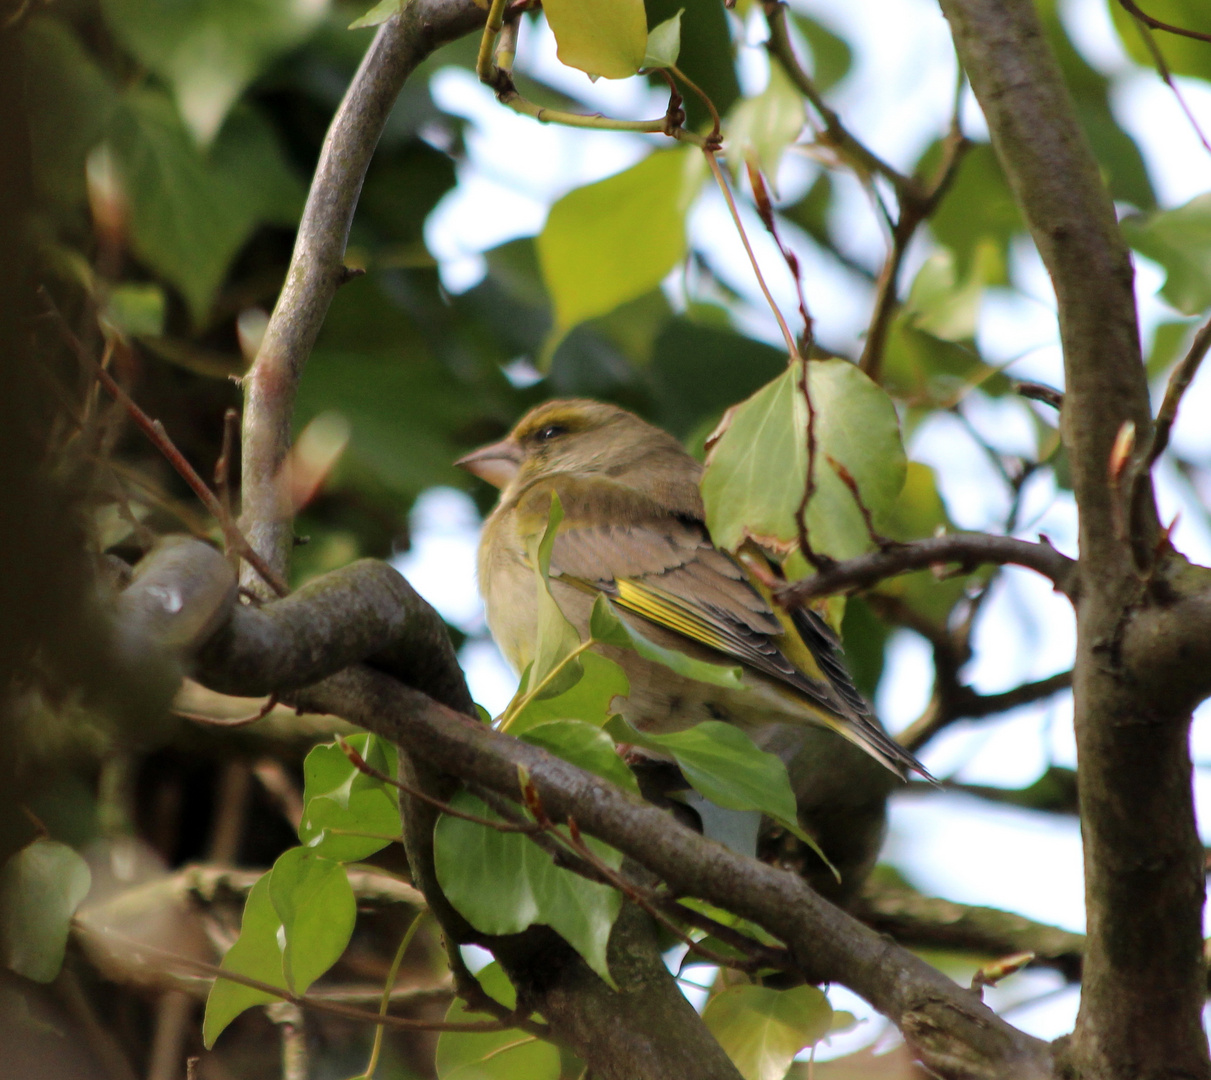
(6, 0, 1211, 1075)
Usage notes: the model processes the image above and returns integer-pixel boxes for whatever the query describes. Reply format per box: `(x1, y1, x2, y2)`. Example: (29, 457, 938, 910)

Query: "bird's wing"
(532, 481, 855, 716)
(513, 477, 926, 779)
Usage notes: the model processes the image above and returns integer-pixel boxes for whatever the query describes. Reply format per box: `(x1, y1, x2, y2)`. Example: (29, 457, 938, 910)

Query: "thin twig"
(359, 911, 426, 1080)
(746, 162, 813, 351)
(661, 899, 794, 971)
(670, 64, 721, 143)
(898, 669, 1074, 752)
(74, 927, 515, 1034)
(763, 1, 916, 202)
(42, 290, 290, 597)
(1146, 316, 1211, 469)
(339, 736, 542, 834)
(175, 695, 279, 728)
(777, 532, 1078, 607)
(1016, 381, 1064, 410)
(557, 815, 786, 973)
(214, 407, 240, 571)
(859, 114, 970, 379)
(1124, 11, 1211, 156)
(1117, 0, 1211, 44)
(705, 151, 802, 361)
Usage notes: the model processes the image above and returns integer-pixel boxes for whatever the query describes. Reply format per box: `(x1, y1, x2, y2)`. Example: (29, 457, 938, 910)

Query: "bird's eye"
(534, 424, 568, 443)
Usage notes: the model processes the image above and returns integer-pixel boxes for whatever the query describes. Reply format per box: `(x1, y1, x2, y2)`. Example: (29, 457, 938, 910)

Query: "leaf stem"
(359, 911, 427, 1080)
(704, 151, 801, 362)
(498, 638, 596, 732)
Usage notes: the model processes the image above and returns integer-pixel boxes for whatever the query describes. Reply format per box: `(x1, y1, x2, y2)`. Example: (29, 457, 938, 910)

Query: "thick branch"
(284, 664, 1053, 1078)
(238, 0, 485, 588)
(938, 2, 1207, 1077)
(119, 540, 1049, 1075)
(777, 533, 1077, 607)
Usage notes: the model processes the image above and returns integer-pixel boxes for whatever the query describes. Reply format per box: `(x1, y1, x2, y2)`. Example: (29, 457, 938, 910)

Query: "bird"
(456, 399, 926, 895)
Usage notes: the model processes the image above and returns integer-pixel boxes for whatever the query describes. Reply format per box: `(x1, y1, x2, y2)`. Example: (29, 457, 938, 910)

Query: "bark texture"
(938, 1, 1210, 1076)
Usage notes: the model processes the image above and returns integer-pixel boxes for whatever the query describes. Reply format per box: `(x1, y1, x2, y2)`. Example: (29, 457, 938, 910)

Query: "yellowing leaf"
(537, 149, 702, 361)
(543, 0, 647, 79)
(704, 984, 833, 1080)
(0, 840, 91, 984)
(643, 9, 683, 69)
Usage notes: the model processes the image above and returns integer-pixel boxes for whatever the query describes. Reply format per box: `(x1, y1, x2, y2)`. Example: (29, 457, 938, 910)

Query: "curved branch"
(899, 669, 1073, 752)
(238, 0, 486, 588)
(283, 663, 1054, 1078)
(854, 881, 1085, 982)
(776, 533, 1077, 607)
(1117, 0, 1211, 44)
(119, 539, 1052, 1075)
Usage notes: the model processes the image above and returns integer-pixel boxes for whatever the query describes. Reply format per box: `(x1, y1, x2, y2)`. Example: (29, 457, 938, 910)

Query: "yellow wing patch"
(614, 578, 736, 655)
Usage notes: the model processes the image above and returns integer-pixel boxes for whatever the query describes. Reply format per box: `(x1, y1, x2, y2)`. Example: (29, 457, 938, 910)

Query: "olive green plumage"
(459, 398, 925, 779)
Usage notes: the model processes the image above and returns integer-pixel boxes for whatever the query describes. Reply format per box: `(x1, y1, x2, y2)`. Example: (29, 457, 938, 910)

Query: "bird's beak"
(455, 438, 523, 489)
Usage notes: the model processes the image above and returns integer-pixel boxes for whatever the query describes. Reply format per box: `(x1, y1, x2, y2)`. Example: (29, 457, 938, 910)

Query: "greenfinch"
(456, 398, 926, 787)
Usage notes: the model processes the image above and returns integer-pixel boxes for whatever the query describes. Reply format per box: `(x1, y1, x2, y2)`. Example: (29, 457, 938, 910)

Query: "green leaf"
(268, 848, 356, 994)
(203, 873, 284, 1046)
(504, 652, 630, 736)
(701, 359, 906, 561)
(542, 0, 647, 79)
(298, 734, 400, 861)
(521, 719, 640, 793)
(789, 13, 852, 91)
(903, 246, 990, 343)
(0, 840, 91, 983)
(724, 64, 805, 179)
(1147, 319, 1199, 380)
(589, 594, 745, 689)
(703, 985, 834, 1080)
(874, 462, 976, 624)
(1108, 0, 1211, 82)
(108, 92, 303, 324)
(524, 493, 585, 701)
(1036, 0, 1154, 209)
(607, 718, 806, 842)
(537, 149, 703, 358)
(926, 142, 1022, 284)
(349, 0, 403, 29)
(436, 963, 561, 1080)
(643, 9, 683, 69)
(22, 18, 118, 207)
(645, 0, 739, 126)
(434, 792, 622, 984)
(297, 276, 506, 502)
(1122, 194, 1211, 315)
(100, 0, 330, 144)
(100, 283, 166, 339)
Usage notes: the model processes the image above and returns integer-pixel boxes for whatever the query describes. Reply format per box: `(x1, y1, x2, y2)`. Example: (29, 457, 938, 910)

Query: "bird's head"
(455, 399, 699, 508)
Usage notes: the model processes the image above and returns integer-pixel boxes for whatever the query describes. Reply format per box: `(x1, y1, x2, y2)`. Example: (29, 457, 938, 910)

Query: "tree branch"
(937, 1, 1208, 1076)
(237, 0, 486, 589)
(854, 880, 1085, 982)
(776, 532, 1077, 607)
(109, 544, 1041, 1075)
(899, 669, 1073, 753)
